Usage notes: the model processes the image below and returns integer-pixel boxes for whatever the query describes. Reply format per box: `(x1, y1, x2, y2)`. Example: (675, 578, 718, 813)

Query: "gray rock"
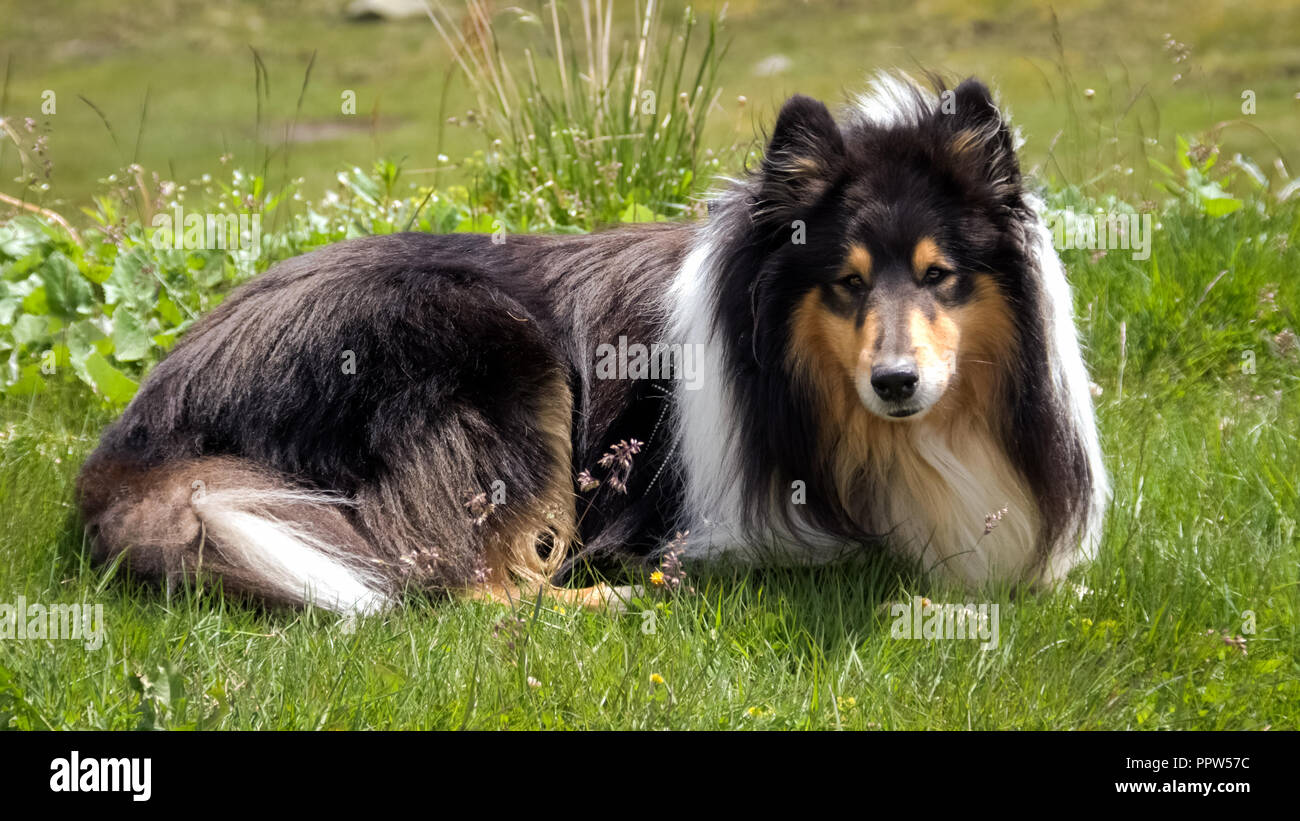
(345, 0, 429, 22)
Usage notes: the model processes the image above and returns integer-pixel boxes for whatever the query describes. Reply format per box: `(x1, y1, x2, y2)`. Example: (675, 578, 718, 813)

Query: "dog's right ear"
(759, 95, 845, 214)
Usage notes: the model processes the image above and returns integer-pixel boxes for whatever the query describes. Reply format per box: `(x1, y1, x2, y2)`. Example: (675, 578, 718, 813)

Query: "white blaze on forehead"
(849, 70, 1027, 151)
(851, 70, 934, 127)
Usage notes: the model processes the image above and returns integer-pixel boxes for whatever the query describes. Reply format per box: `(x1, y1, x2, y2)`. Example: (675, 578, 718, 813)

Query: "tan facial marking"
(918, 273, 1017, 428)
(788, 288, 875, 414)
(788, 267, 1017, 432)
(912, 237, 954, 279)
(846, 244, 873, 283)
(949, 274, 1016, 408)
(791, 290, 861, 385)
(958, 275, 1017, 360)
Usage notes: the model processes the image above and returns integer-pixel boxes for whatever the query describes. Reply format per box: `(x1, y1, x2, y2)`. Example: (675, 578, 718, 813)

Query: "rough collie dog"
(77, 73, 1108, 614)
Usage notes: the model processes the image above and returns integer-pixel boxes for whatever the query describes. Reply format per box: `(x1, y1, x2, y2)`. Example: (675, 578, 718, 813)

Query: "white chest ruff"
(676, 420, 1042, 587)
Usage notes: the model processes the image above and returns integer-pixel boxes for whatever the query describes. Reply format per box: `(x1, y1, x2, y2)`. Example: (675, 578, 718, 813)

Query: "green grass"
(2, 198, 1296, 730)
(2, 0, 1299, 206)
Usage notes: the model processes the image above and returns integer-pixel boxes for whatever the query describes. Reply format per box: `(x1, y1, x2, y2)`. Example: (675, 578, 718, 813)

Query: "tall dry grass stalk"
(426, 0, 729, 226)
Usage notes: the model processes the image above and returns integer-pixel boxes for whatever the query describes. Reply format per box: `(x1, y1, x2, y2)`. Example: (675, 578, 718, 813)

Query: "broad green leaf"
(41, 250, 94, 318)
(2, 248, 46, 281)
(6, 362, 47, 396)
(1202, 196, 1243, 217)
(0, 216, 51, 259)
(10, 314, 50, 347)
(78, 351, 139, 404)
(67, 319, 110, 362)
(0, 287, 18, 325)
(21, 285, 49, 315)
(81, 260, 113, 285)
(156, 294, 184, 326)
(152, 328, 182, 351)
(111, 308, 151, 362)
(620, 201, 662, 223)
(190, 252, 226, 288)
(104, 246, 155, 308)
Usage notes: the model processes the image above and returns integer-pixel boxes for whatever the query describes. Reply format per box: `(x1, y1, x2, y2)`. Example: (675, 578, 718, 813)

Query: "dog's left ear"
(942, 79, 1021, 200)
(759, 94, 845, 214)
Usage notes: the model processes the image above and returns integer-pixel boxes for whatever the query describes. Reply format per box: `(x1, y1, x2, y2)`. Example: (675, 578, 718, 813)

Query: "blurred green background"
(1, 0, 1298, 210)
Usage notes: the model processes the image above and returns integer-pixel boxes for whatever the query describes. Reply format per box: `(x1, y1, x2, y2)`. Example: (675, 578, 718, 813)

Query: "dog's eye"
(922, 266, 952, 285)
(840, 274, 866, 290)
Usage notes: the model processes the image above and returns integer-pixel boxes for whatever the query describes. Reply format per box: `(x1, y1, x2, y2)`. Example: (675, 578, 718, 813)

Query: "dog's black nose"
(871, 364, 918, 401)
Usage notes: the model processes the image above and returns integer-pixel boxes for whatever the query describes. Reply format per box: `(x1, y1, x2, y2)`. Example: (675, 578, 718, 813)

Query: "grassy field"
(2, 197, 1297, 729)
(2, 0, 1299, 205)
(1, 1, 1298, 729)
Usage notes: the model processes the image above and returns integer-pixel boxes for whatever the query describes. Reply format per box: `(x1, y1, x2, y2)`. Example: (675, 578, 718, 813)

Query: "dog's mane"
(667, 72, 1108, 581)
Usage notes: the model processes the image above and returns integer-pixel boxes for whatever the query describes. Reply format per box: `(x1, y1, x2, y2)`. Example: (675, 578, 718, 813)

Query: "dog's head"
(698, 73, 1104, 569)
(758, 78, 1023, 424)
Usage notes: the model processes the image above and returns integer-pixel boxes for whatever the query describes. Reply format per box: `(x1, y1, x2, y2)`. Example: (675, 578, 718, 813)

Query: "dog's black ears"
(759, 94, 845, 213)
(941, 78, 1022, 197)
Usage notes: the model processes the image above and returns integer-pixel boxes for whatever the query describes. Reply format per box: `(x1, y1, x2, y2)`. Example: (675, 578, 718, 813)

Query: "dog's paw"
(579, 583, 645, 614)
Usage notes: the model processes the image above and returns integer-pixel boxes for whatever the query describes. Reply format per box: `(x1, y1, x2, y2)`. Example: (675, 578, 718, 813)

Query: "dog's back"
(79, 233, 582, 610)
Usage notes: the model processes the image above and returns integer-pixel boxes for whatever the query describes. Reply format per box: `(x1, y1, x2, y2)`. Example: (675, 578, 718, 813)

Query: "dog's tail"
(77, 456, 391, 614)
